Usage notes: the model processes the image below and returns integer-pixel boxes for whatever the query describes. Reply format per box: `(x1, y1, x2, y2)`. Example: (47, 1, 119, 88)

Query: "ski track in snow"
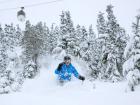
(0, 56, 140, 105)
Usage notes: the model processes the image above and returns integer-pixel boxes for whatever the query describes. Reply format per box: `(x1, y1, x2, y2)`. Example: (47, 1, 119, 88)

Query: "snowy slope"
(0, 55, 140, 105)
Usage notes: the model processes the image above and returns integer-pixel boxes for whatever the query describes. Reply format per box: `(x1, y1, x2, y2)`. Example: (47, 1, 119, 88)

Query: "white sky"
(0, 0, 140, 34)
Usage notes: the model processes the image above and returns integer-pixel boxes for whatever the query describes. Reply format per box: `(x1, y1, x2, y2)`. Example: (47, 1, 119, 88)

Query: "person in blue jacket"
(55, 56, 85, 85)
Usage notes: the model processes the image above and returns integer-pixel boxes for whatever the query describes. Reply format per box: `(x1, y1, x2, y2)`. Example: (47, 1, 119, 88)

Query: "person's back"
(55, 56, 85, 85)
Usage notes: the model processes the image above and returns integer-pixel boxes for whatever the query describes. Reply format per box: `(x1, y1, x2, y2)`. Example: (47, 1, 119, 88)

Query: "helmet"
(64, 56, 71, 61)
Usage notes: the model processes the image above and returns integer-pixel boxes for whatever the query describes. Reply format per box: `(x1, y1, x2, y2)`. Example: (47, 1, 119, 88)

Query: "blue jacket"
(55, 63, 79, 81)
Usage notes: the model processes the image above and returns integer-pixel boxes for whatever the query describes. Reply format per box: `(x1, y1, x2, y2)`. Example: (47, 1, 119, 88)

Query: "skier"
(55, 56, 85, 85)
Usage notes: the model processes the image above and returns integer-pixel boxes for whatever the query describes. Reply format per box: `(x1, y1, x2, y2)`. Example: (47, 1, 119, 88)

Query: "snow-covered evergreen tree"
(0, 25, 8, 73)
(89, 38, 104, 79)
(93, 5, 127, 82)
(23, 60, 37, 79)
(34, 22, 46, 56)
(58, 11, 76, 55)
(89, 25, 96, 40)
(22, 21, 45, 78)
(4, 48, 24, 93)
(102, 5, 127, 81)
(123, 14, 140, 91)
(97, 12, 107, 36)
(0, 24, 23, 94)
(94, 11, 108, 80)
(22, 20, 33, 64)
(60, 11, 67, 37)
(47, 24, 59, 53)
(42, 23, 50, 54)
(82, 25, 96, 62)
(65, 11, 75, 34)
(81, 26, 88, 42)
(78, 26, 89, 59)
(4, 24, 16, 51)
(73, 25, 83, 58)
(15, 25, 23, 46)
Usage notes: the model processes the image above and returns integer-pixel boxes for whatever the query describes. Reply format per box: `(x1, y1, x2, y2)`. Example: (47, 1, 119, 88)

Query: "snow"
(123, 54, 140, 76)
(52, 47, 66, 60)
(0, 55, 140, 105)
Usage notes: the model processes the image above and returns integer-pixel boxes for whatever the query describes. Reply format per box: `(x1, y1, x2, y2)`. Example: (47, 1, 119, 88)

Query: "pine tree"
(22, 21, 45, 78)
(0, 25, 8, 73)
(89, 38, 103, 79)
(54, 26, 60, 44)
(15, 25, 23, 46)
(22, 20, 33, 64)
(95, 5, 127, 81)
(104, 5, 121, 81)
(82, 25, 96, 62)
(34, 22, 46, 56)
(81, 26, 88, 41)
(47, 24, 59, 53)
(0, 24, 23, 94)
(97, 12, 107, 36)
(60, 11, 67, 36)
(73, 25, 83, 57)
(58, 11, 76, 55)
(105, 5, 127, 81)
(59, 11, 68, 50)
(96, 11, 108, 80)
(88, 25, 96, 43)
(42, 23, 50, 54)
(65, 11, 75, 33)
(90, 19, 108, 79)
(123, 14, 140, 91)
(4, 24, 16, 51)
(75, 25, 82, 41)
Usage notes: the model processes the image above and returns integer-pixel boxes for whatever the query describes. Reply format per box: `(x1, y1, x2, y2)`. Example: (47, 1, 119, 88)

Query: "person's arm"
(55, 62, 64, 74)
(71, 65, 85, 81)
(71, 65, 79, 78)
(55, 69, 60, 74)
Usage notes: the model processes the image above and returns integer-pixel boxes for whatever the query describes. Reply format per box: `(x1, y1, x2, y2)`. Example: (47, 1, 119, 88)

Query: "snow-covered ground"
(0, 55, 140, 105)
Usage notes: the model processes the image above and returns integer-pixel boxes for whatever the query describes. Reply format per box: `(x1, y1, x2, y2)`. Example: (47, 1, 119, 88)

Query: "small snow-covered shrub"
(125, 69, 140, 91)
(123, 56, 140, 91)
(52, 46, 66, 60)
(0, 71, 12, 94)
(23, 60, 38, 79)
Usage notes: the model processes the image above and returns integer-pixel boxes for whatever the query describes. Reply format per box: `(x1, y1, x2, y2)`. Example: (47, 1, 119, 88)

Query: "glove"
(78, 75, 85, 81)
